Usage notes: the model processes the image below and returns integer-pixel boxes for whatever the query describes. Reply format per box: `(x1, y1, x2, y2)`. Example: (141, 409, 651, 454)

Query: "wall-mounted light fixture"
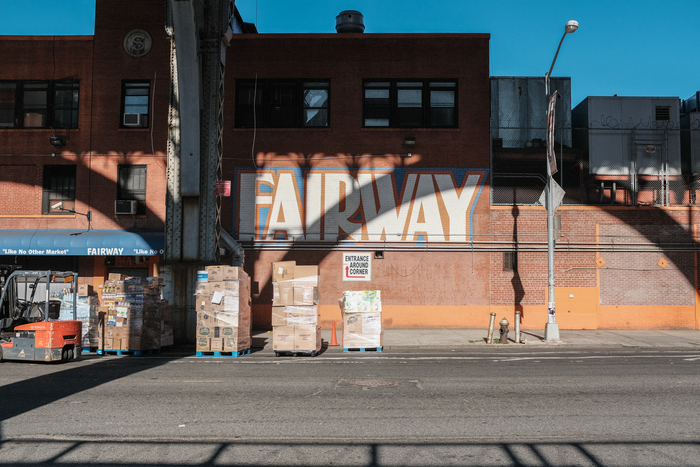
(49, 136, 65, 147)
(403, 135, 416, 148)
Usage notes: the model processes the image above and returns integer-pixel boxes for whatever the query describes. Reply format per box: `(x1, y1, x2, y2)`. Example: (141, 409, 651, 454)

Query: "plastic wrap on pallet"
(343, 290, 382, 313)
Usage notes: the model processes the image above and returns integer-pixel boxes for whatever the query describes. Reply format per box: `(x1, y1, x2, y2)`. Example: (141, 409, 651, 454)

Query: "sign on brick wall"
(234, 167, 487, 246)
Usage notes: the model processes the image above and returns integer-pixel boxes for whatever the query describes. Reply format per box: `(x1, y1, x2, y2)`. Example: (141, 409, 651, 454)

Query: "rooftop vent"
(336, 10, 364, 33)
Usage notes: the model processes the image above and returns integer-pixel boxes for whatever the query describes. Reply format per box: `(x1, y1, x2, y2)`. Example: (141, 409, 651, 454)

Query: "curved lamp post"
(544, 20, 578, 342)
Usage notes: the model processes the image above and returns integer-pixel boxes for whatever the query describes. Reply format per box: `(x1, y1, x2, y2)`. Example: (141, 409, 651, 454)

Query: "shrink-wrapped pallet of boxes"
(98, 276, 164, 355)
(194, 266, 252, 356)
(58, 291, 99, 351)
(342, 290, 383, 351)
(271, 262, 322, 356)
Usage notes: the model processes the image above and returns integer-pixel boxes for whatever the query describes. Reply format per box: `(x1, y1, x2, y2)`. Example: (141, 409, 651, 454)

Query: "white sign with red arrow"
(343, 253, 372, 281)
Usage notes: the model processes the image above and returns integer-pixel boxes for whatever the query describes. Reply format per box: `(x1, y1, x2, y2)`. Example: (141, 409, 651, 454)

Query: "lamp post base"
(544, 322, 560, 342)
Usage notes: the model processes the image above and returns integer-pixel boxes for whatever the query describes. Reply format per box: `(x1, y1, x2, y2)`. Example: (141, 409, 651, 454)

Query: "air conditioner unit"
(123, 113, 145, 127)
(115, 200, 137, 215)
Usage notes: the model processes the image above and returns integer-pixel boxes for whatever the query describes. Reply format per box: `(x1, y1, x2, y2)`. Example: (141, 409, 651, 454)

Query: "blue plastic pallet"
(195, 348, 251, 358)
(343, 347, 383, 352)
(97, 348, 160, 356)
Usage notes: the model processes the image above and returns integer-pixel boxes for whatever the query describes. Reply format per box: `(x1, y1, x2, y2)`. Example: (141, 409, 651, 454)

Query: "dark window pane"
(0, 82, 17, 128)
(304, 109, 328, 127)
(430, 107, 456, 127)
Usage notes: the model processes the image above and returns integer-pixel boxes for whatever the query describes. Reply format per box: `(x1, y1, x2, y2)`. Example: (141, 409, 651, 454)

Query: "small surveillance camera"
(51, 202, 63, 210)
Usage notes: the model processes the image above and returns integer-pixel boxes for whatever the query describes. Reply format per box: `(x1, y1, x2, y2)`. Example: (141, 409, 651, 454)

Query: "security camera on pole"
(542, 20, 578, 342)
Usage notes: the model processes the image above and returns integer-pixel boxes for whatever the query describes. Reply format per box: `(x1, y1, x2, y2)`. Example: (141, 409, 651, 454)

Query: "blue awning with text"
(0, 229, 164, 256)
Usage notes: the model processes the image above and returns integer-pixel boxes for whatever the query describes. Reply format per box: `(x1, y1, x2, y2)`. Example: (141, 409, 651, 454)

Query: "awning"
(0, 229, 164, 256)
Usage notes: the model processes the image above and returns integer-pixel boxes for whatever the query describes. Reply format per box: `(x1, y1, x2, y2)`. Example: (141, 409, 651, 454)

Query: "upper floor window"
(235, 79, 329, 128)
(121, 81, 150, 128)
(43, 165, 76, 214)
(363, 80, 457, 128)
(0, 80, 79, 129)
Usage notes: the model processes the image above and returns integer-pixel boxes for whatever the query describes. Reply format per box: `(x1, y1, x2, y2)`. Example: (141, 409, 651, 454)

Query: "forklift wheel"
(61, 347, 70, 363)
(67, 348, 74, 361)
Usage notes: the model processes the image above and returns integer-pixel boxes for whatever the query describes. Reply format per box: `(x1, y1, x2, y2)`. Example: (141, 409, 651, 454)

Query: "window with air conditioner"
(120, 81, 150, 128)
(117, 164, 147, 215)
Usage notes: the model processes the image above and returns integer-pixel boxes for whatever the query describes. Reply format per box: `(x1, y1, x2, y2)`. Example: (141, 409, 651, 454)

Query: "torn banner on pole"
(546, 91, 558, 176)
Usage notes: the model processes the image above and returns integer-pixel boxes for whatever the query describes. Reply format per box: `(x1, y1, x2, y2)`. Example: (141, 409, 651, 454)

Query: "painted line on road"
(186, 354, 700, 364)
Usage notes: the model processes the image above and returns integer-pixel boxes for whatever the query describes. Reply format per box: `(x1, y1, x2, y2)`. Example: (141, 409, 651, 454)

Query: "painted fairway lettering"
(237, 168, 486, 244)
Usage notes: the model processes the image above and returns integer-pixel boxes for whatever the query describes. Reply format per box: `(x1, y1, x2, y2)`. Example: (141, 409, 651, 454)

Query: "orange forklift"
(0, 267, 82, 363)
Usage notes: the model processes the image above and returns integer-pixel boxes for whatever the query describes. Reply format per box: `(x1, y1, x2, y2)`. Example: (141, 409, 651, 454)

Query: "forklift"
(0, 266, 82, 363)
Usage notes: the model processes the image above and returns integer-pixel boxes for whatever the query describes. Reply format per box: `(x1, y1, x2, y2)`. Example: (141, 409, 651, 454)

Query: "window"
(503, 251, 517, 272)
(117, 165, 147, 215)
(235, 80, 329, 128)
(121, 81, 150, 128)
(0, 80, 79, 129)
(363, 80, 457, 128)
(42, 165, 76, 214)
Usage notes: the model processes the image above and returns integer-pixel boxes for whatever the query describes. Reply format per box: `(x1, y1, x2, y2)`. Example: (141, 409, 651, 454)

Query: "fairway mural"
(234, 168, 488, 245)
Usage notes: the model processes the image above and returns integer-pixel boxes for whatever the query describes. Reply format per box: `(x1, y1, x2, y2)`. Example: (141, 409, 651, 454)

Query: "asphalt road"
(1, 346, 700, 466)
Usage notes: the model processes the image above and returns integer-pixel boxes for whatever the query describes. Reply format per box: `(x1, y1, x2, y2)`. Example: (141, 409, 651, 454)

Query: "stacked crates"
(194, 266, 251, 355)
(271, 262, 322, 355)
(99, 275, 164, 352)
(58, 292, 99, 350)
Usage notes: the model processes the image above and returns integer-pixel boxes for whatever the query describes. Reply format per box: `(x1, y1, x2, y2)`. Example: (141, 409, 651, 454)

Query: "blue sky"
(1, 0, 698, 106)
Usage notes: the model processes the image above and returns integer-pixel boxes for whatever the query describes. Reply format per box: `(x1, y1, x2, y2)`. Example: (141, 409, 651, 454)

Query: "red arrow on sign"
(345, 265, 364, 278)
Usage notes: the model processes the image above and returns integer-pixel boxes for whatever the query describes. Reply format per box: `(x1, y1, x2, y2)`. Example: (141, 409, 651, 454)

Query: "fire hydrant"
(499, 317, 509, 344)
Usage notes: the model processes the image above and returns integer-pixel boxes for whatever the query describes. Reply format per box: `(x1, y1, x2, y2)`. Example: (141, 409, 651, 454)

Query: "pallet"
(97, 348, 161, 356)
(274, 350, 317, 357)
(343, 347, 383, 352)
(195, 348, 251, 358)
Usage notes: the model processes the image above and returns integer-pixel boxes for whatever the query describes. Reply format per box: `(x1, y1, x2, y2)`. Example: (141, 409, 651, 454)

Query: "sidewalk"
(277, 328, 700, 349)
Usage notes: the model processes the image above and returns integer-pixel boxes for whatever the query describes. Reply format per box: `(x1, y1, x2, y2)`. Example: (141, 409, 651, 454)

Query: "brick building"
(0, 1, 170, 291)
(2, 2, 698, 335)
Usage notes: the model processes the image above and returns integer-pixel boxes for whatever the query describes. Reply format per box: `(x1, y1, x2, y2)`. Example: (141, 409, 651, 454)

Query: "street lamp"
(544, 20, 578, 342)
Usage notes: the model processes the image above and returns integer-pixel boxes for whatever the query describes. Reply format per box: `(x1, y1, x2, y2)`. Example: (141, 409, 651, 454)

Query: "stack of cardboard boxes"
(58, 286, 99, 350)
(271, 261, 322, 354)
(99, 274, 164, 352)
(194, 266, 251, 354)
(342, 290, 383, 350)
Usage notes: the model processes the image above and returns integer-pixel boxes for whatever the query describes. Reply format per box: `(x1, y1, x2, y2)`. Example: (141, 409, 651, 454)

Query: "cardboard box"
(210, 338, 224, 351)
(195, 282, 212, 296)
(295, 325, 322, 352)
(272, 280, 294, 306)
(271, 261, 295, 282)
(271, 305, 318, 326)
(206, 266, 246, 282)
(196, 337, 210, 351)
(224, 334, 251, 351)
(293, 286, 319, 305)
(272, 326, 296, 351)
(293, 266, 319, 287)
(343, 312, 382, 348)
(78, 284, 93, 297)
(209, 280, 241, 294)
(343, 331, 383, 348)
(108, 273, 126, 281)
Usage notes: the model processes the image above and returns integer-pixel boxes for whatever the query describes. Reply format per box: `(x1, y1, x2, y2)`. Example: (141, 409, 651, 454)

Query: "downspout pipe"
(220, 229, 245, 267)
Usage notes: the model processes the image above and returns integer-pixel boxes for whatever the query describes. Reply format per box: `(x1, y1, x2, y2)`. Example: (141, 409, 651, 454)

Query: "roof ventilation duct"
(335, 10, 364, 33)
